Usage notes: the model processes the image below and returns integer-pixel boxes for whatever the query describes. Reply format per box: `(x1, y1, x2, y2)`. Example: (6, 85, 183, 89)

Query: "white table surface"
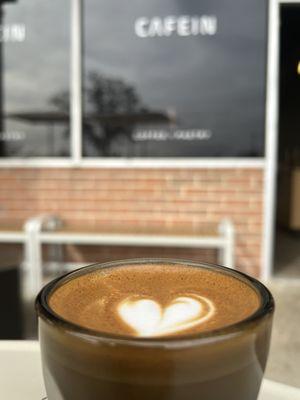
(0, 341, 299, 400)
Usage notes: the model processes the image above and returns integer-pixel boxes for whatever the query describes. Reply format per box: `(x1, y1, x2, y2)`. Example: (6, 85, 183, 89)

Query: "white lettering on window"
(0, 131, 26, 141)
(0, 23, 26, 43)
(148, 17, 164, 37)
(199, 16, 218, 35)
(177, 16, 190, 37)
(134, 17, 149, 38)
(163, 16, 177, 37)
(134, 15, 218, 38)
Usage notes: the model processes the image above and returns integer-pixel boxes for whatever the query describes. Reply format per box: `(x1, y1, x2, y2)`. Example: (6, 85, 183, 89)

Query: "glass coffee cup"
(36, 259, 274, 400)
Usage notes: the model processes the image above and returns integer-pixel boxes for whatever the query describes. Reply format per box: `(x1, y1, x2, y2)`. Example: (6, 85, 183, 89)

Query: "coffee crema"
(49, 263, 260, 338)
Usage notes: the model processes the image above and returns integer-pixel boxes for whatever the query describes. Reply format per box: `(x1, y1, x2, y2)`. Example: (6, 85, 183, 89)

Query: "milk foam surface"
(118, 294, 215, 336)
(49, 263, 260, 338)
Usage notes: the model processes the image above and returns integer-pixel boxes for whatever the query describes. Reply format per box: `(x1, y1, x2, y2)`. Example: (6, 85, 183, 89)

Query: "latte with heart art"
(49, 262, 260, 338)
(118, 294, 215, 336)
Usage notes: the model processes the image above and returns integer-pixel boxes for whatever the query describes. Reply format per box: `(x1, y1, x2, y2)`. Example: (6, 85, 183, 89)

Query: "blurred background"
(0, 0, 299, 390)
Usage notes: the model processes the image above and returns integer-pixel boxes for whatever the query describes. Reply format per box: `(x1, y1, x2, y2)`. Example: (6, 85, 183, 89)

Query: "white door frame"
(263, 0, 299, 280)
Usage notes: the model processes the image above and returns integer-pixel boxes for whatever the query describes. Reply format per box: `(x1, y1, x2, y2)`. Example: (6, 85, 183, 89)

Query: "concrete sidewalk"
(265, 278, 300, 388)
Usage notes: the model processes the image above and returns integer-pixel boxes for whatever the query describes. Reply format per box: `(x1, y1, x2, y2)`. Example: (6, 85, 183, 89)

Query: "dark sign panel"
(279, 5, 300, 162)
(0, 0, 70, 158)
(83, 0, 267, 158)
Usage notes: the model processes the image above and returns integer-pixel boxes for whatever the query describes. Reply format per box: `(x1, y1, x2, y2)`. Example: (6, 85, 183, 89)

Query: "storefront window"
(0, 0, 267, 161)
(0, 0, 70, 158)
(83, 0, 267, 158)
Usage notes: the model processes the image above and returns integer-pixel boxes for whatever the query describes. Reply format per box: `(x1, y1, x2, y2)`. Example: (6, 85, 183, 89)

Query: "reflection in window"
(83, 0, 267, 158)
(1, 0, 70, 158)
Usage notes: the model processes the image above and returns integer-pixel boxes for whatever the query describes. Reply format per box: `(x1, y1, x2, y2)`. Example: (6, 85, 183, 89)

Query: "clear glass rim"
(36, 258, 274, 347)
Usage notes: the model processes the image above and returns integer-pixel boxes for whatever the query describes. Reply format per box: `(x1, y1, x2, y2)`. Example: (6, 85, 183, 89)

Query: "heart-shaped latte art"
(117, 294, 215, 337)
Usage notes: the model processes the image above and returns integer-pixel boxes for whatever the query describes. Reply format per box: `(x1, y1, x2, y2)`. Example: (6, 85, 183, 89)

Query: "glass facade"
(0, 0, 268, 160)
(0, 0, 70, 158)
(83, 0, 267, 158)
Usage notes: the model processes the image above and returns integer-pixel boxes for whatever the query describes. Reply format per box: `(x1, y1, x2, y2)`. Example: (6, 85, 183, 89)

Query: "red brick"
(0, 167, 265, 276)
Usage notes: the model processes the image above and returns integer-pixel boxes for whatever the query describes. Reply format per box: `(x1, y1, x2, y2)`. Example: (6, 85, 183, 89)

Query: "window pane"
(83, 0, 267, 158)
(0, 0, 70, 158)
(279, 5, 300, 164)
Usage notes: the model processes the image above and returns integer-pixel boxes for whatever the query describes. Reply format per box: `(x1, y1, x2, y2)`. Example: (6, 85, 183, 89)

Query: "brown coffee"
(37, 259, 274, 400)
(49, 263, 260, 337)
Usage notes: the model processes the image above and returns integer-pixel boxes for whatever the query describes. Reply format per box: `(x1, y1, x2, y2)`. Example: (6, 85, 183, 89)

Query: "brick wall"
(0, 168, 264, 277)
